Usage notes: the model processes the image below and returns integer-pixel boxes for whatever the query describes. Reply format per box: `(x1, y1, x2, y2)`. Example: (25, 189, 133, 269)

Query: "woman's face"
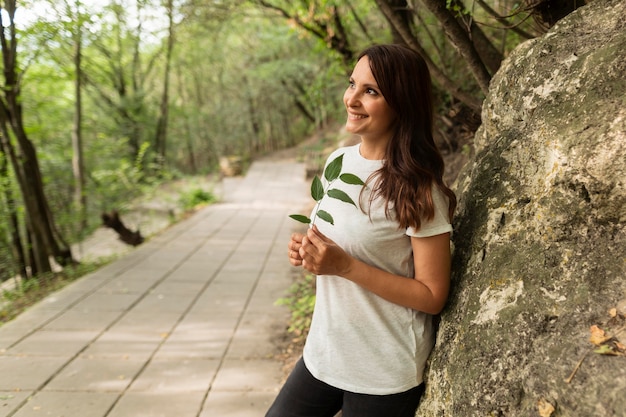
(343, 56, 396, 144)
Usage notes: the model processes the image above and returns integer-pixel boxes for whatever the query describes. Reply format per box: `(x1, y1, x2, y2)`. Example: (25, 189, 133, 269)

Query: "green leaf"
(289, 214, 311, 224)
(594, 344, 617, 355)
(327, 188, 356, 207)
(316, 210, 334, 225)
(324, 154, 344, 182)
(339, 173, 364, 185)
(311, 176, 324, 201)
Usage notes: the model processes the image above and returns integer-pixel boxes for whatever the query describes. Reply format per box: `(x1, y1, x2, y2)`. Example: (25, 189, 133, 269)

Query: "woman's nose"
(344, 89, 360, 107)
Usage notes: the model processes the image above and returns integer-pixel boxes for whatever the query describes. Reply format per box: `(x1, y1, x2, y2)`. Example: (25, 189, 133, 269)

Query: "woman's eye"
(348, 80, 356, 88)
(366, 88, 378, 95)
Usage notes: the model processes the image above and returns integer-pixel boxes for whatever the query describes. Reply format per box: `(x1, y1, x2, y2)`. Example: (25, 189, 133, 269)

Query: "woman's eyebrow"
(349, 78, 379, 90)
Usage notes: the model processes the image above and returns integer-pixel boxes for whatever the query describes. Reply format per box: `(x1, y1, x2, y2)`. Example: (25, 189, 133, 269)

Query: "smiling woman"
(343, 56, 397, 159)
(266, 44, 457, 417)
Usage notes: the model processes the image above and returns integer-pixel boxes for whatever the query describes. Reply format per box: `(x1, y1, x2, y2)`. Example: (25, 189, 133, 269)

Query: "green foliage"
(446, 0, 469, 16)
(275, 273, 316, 341)
(90, 141, 169, 210)
(289, 153, 364, 226)
(0, 260, 107, 325)
(178, 188, 217, 211)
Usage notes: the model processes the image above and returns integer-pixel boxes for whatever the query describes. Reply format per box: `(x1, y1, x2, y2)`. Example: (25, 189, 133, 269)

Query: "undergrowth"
(275, 273, 316, 345)
(0, 260, 110, 326)
(179, 188, 217, 210)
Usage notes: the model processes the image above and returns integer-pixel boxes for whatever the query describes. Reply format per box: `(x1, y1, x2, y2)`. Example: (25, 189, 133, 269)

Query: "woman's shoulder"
(326, 144, 360, 162)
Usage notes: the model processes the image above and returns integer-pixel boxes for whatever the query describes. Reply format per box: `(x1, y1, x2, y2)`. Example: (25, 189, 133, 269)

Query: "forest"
(0, 0, 585, 287)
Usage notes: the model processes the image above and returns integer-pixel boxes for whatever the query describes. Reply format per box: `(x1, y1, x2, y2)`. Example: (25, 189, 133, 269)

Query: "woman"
(266, 44, 456, 417)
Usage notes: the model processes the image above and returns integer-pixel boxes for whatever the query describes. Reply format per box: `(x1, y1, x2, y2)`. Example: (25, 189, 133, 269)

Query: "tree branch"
(374, 0, 483, 113)
(418, 0, 491, 94)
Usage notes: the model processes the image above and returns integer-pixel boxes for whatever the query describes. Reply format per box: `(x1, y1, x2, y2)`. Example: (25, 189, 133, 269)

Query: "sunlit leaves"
(324, 153, 343, 182)
(339, 173, 365, 185)
(311, 175, 324, 202)
(289, 214, 311, 224)
(316, 210, 333, 225)
(327, 188, 356, 207)
(289, 152, 364, 225)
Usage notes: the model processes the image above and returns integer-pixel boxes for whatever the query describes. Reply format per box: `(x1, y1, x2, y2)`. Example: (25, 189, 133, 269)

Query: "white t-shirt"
(302, 144, 453, 395)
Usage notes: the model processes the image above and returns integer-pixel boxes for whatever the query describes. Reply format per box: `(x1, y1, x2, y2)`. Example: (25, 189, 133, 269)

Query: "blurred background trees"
(0, 0, 586, 283)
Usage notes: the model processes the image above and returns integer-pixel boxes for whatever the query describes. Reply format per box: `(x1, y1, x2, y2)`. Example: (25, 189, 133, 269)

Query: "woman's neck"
(359, 138, 387, 161)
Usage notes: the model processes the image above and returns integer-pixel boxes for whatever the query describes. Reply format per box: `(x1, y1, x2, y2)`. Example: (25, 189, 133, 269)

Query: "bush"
(178, 188, 217, 210)
(276, 273, 316, 343)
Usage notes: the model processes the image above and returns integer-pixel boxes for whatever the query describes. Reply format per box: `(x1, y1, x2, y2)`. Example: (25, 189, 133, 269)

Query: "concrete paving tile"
(153, 324, 234, 359)
(127, 357, 219, 392)
(199, 391, 276, 417)
(8, 329, 99, 357)
(2, 308, 62, 336)
(165, 265, 221, 283)
(108, 268, 167, 283)
(0, 390, 31, 417)
(131, 293, 196, 314)
(43, 356, 145, 392)
(106, 310, 181, 335)
(107, 391, 205, 417)
(71, 292, 142, 312)
(150, 278, 209, 294)
(245, 284, 293, 313)
(30, 287, 94, 311)
(226, 313, 289, 359)
(95, 277, 157, 294)
(0, 325, 33, 351)
(211, 359, 284, 392)
(176, 312, 240, 330)
(192, 297, 247, 314)
(61, 273, 112, 292)
(80, 331, 164, 361)
(9, 391, 118, 417)
(205, 280, 253, 294)
(192, 242, 234, 256)
(41, 309, 121, 331)
(220, 262, 266, 275)
(0, 356, 68, 390)
(210, 271, 259, 286)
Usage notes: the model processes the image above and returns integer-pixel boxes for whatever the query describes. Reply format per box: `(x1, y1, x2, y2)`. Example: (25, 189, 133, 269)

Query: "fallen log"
(101, 211, 144, 246)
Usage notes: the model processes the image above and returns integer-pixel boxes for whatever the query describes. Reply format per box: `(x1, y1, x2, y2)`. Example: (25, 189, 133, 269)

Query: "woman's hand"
(299, 225, 352, 276)
(287, 233, 304, 266)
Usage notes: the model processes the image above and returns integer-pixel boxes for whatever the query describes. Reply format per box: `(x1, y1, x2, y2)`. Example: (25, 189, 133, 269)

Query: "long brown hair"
(359, 44, 456, 230)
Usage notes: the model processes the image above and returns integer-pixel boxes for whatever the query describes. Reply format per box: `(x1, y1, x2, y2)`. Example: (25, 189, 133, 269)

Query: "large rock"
(419, 0, 626, 416)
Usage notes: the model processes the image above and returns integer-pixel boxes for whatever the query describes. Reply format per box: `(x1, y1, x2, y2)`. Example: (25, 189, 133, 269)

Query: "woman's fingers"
(287, 233, 305, 265)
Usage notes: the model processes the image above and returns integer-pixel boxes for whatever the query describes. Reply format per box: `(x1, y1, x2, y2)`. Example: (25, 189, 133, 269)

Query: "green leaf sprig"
(289, 153, 365, 226)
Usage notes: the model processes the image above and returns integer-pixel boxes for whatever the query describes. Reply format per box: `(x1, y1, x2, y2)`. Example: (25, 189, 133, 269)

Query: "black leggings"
(265, 358, 424, 417)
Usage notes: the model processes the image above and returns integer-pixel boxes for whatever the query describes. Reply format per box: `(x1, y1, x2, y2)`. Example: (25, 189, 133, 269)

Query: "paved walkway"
(0, 159, 310, 417)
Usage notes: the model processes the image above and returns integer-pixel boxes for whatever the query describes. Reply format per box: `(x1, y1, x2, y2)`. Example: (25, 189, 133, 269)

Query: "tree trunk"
(387, 0, 412, 45)
(449, 0, 503, 75)
(154, 0, 174, 166)
(101, 211, 144, 246)
(0, 2, 74, 273)
(418, 0, 492, 94)
(72, 4, 87, 233)
(0, 145, 27, 278)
